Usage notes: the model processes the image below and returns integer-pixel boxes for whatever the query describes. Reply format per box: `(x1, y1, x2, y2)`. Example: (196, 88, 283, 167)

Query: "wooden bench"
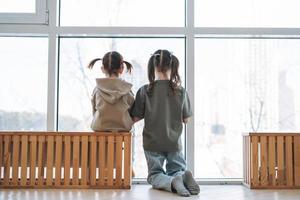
(0, 131, 132, 189)
(243, 132, 300, 189)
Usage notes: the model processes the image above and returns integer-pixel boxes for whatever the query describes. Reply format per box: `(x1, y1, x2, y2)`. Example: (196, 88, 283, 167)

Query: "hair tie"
(151, 53, 160, 57)
(169, 51, 174, 66)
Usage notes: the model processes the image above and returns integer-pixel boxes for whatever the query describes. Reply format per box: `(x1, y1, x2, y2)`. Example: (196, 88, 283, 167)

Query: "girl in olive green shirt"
(130, 50, 200, 197)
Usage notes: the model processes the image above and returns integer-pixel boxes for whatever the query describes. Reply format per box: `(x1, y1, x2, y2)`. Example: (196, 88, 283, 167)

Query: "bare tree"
(249, 97, 264, 132)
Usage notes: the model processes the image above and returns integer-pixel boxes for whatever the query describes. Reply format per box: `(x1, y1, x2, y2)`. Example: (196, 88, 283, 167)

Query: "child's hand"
(132, 117, 142, 123)
(183, 117, 190, 124)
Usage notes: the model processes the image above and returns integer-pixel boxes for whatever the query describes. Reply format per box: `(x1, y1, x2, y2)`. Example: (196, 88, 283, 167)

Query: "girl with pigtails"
(130, 49, 200, 197)
(88, 51, 134, 132)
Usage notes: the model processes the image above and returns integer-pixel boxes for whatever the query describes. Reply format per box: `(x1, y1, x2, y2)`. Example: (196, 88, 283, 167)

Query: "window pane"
(195, 0, 300, 27)
(0, 37, 48, 131)
(195, 38, 300, 178)
(58, 37, 185, 178)
(0, 0, 35, 13)
(60, 0, 185, 27)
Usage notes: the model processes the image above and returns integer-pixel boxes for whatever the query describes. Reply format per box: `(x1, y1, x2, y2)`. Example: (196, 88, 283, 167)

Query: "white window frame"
(2, 0, 300, 184)
(0, 0, 48, 24)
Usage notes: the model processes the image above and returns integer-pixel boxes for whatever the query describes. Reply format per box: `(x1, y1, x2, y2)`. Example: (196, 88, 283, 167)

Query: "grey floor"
(1, 185, 300, 200)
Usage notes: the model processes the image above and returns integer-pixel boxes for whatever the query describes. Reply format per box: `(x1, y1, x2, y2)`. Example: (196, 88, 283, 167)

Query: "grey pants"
(144, 150, 186, 192)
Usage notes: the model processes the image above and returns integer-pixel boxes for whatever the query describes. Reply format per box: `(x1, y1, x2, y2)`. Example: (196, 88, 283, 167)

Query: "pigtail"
(123, 60, 133, 74)
(87, 58, 102, 69)
(169, 54, 181, 94)
(147, 55, 156, 94)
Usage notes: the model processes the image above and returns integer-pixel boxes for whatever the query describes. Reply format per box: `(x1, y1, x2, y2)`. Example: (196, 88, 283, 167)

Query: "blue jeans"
(144, 150, 186, 192)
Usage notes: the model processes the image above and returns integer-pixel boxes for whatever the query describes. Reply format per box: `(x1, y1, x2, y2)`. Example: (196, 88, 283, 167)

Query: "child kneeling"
(130, 50, 200, 196)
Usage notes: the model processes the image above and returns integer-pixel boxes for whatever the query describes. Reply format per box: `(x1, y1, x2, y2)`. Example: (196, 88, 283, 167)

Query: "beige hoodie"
(90, 78, 134, 131)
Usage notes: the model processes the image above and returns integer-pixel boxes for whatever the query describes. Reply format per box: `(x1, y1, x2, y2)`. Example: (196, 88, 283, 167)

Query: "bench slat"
(81, 136, 88, 186)
(277, 136, 284, 185)
(3, 135, 11, 185)
(29, 135, 37, 186)
(37, 136, 45, 186)
(98, 136, 105, 186)
(246, 136, 250, 184)
(251, 136, 259, 187)
(115, 135, 123, 186)
(286, 136, 294, 186)
(89, 136, 97, 186)
(268, 136, 276, 186)
(46, 136, 54, 186)
(72, 136, 80, 185)
(124, 134, 131, 187)
(12, 135, 20, 185)
(107, 136, 114, 186)
(260, 136, 268, 186)
(54, 135, 62, 186)
(21, 135, 28, 186)
(243, 137, 247, 184)
(64, 136, 71, 186)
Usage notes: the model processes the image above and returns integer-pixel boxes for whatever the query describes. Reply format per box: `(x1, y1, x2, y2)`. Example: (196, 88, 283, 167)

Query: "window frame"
(0, 0, 48, 24)
(1, 0, 300, 184)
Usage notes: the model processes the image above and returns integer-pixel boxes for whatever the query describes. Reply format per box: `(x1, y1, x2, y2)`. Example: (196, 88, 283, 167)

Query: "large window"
(0, 37, 48, 131)
(1, 0, 300, 181)
(194, 38, 300, 178)
(58, 37, 185, 178)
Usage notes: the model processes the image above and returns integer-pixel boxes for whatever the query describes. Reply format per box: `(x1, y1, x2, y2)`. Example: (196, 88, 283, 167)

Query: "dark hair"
(87, 51, 133, 76)
(147, 49, 181, 94)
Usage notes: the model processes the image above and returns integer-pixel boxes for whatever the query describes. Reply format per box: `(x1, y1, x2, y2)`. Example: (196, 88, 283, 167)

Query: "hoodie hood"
(95, 78, 132, 104)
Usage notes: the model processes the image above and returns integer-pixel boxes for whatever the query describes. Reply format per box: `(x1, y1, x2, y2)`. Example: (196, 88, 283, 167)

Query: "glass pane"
(58, 37, 185, 178)
(0, 37, 48, 131)
(60, 0, 185, 27)
(0, 0, 35, 13)
(195, 38, 300, 178)
(195, 0, 300, 27)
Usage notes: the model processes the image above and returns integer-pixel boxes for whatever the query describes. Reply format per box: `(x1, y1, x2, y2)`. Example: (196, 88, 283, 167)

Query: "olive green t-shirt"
(130, 80, 192, 152)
